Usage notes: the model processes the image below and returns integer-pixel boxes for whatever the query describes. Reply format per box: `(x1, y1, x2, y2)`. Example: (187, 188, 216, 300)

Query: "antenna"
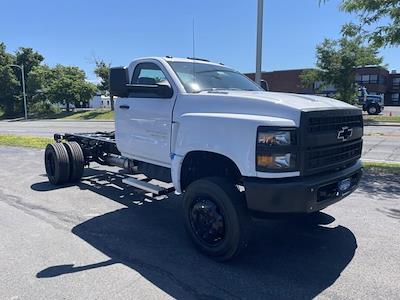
(192, 17, 196, 83)
(192, 17, 195, 60)
(255, 0, 264, 84)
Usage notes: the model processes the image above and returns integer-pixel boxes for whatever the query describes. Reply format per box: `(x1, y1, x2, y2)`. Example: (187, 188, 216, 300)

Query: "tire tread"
(44, 143, 70, 185)
(64, 141, 85, 182)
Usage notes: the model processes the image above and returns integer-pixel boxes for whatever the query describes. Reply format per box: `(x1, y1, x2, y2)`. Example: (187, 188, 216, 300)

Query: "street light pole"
(10, 64, 28, 120)
(255, 0, 264, 85)
(20, 65, 27, 120)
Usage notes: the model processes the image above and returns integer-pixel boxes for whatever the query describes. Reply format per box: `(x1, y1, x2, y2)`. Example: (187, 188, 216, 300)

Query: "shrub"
(30, 101, 61, 116)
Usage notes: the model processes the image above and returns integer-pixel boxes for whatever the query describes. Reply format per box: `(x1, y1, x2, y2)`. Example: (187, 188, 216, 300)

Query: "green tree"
(94, 59, 110, 92)
(321, 0, 400, 47)
(15, 47, 44, 113)
(46, 65, 97, 111)
(300, 35, 382, 103)
(0, 42, 97, 116)
(0, 44, 45, 117)
(0, 43, 19, 117)
(94, 59, 114, 110)
(15, 47, 44, 76)
(26, 65, 53, 108)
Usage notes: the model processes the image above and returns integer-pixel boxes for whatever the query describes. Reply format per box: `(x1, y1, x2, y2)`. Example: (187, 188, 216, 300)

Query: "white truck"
(44, 56, 363, 261)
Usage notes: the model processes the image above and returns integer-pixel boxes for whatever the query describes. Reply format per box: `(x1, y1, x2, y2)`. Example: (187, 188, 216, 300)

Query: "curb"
(364, 122, 400, 127)
(0, 119, 114, 123)
(35, 119, 114, 123)
(362, 159, 400, 164)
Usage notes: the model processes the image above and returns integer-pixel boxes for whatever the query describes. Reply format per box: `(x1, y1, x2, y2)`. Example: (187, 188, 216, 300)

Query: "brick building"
(246, 66, 400, 106)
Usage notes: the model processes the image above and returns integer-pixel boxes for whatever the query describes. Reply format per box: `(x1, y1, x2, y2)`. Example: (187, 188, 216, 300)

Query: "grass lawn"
(0, 109, 114, 121)
(363, 115, 400, 123)
(0, 134, 53, 149)
(363, 161, 400, 175)
(61, 110, 114, 120)
(31, 109, 114, 121)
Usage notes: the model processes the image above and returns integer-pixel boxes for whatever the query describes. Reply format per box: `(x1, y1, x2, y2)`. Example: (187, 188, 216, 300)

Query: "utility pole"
(255, 0, 264, 85)
(10, 64, 28, 120)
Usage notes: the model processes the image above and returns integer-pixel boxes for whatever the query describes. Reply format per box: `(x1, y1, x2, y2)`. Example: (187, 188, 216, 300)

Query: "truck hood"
(175, 90, 360, 128)
(204, 90, 356, 111)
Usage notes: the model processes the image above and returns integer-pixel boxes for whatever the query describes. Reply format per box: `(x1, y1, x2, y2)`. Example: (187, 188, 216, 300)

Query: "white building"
(89, 94, 112, 109)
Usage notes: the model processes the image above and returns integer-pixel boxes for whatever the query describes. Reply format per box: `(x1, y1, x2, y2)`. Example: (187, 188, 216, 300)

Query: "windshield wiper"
(195, 88, 245, 93)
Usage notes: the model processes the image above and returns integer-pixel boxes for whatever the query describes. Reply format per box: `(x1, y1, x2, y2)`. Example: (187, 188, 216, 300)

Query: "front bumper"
(243, 160, 362, 216)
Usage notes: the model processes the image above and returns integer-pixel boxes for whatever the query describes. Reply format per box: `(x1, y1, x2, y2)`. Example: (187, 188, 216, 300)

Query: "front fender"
(170, 113, 297, 193)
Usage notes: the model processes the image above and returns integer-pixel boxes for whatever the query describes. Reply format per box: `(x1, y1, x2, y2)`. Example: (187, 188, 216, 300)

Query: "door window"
(132, 63, 168, 85)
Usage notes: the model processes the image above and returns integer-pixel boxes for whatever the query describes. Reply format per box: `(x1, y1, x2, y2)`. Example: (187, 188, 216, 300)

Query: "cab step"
(122, 177, 175, 195)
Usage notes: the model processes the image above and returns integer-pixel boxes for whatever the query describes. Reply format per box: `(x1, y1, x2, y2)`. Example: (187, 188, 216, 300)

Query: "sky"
(1, 0, 399, 82)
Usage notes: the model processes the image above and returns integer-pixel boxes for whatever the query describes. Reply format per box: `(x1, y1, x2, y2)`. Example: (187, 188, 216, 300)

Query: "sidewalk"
(364, 121, 400, 127)
(363, 126, 400, 163)
(0, 118, 114, 123)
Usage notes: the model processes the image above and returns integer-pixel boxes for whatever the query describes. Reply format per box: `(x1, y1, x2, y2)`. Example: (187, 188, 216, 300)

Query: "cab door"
(115, 61, 176, 167)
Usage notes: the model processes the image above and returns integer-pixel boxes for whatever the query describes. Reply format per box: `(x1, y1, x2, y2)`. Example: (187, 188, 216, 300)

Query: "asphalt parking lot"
(1, 146, 400, 299)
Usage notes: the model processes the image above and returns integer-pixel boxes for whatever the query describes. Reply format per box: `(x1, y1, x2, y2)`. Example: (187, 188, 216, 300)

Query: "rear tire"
(44, 143, 70, 185)
(64, 141, 85, 182)
(183, 177, 250, 261)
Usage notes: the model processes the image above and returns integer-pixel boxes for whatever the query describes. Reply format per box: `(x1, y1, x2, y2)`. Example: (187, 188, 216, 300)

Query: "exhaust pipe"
(104, 155, 136, 172)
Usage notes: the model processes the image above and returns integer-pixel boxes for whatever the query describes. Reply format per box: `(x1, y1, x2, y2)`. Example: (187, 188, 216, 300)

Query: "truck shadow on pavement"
(357, 173, 400, 220)
(33, 169, 357, 299)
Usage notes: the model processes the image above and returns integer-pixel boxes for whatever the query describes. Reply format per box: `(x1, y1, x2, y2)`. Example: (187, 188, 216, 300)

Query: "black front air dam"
(243, 160, 362, 216)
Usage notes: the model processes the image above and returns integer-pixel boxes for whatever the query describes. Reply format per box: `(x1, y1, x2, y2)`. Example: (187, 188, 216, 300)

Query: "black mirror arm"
(260, 80, 269, 91)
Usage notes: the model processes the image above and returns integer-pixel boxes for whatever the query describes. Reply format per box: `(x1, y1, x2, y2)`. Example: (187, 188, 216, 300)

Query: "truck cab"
(45, 56, 363, 261)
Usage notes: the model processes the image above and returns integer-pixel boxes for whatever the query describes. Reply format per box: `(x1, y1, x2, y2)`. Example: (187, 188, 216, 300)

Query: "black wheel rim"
(189, 197, 225, 246)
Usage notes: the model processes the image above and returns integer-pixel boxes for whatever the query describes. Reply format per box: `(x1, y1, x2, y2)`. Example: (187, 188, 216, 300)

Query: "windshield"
(168, 61, 262, 93)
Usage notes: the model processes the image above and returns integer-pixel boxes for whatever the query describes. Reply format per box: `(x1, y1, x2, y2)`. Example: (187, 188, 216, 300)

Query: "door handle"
(119, 105, 130, 110)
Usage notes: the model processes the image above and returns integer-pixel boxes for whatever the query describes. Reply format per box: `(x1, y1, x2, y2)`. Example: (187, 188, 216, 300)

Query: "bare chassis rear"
(54, 131, 121, 166)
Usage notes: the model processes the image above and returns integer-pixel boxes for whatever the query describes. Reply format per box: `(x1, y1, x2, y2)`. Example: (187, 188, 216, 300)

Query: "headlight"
(256, 128, 298, 172)
(256, 153, 296, 170)
(258, 131, 291, 146)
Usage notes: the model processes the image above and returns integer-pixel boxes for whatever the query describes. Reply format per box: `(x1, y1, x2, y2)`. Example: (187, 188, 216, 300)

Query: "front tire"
(367, 104, 380, 115)
(183, 177, 250, 261)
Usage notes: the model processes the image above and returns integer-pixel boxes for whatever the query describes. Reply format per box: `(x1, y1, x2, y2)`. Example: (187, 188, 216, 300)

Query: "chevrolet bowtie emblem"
(337, 126, 353, 141)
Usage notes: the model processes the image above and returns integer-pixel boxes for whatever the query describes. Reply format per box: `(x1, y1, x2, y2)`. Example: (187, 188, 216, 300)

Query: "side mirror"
(156, 82, 174, 98)
(260, 80, 269, 91)
(109, 67, 129, 97)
